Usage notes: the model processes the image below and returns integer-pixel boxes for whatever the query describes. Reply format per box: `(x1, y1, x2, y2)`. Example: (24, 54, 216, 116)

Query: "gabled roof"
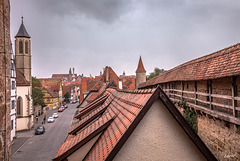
(15, 18, 31, 38)
(43, 86, 58, 98)
(53, 113, 114, 161)
(139, 43, 240, 88)
(52, 74, 69, 79)
(54, 86, 216, 161)
(136, 56, 146, 73)
(16, 69, 30, 86)
(38, 78, 62, 93)
(75, 94, 109, 119)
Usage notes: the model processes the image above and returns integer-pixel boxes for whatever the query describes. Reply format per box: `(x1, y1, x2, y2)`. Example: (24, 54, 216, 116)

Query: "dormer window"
(19, 41, 23, 53)
(25, 41, 28, 54)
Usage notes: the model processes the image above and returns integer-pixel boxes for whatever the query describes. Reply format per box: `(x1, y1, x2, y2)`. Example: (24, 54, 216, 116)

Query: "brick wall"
(0, 0, 11, 160)
(198, 114, 240, 161)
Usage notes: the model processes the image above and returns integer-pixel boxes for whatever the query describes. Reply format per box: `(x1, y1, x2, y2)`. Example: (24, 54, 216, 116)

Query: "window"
(11, 100, 15, 109)
(25, 41, 28, 54)
(11, 120, 13, 130)
(19, 41, 23, 53)
(17, 97, 23, 115)
(12, 81, 15, 90)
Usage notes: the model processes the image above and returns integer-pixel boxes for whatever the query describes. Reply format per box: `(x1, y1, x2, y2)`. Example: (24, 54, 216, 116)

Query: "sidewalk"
(11, 107, 59, 156)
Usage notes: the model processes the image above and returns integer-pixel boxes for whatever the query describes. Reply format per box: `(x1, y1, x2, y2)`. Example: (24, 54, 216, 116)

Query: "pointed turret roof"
(15, 17, 31, 38)
(136, 56, 146, 73)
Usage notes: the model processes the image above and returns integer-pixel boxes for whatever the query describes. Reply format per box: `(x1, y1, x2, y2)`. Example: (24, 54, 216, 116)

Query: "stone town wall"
(198, 114, 240, 161)
(0, 0, 11, 160)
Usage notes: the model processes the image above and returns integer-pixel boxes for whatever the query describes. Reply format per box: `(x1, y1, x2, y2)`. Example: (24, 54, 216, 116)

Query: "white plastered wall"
(114, 100, 206, 161)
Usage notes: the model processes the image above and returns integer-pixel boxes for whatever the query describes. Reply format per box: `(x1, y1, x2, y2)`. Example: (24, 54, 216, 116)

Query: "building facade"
(15, 18, 34, 131)
(10, 43, 17, 141)
(0, 0, 11, 160)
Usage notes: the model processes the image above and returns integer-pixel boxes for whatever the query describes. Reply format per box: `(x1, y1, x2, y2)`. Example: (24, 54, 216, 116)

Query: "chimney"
(119, 79, 123, 89)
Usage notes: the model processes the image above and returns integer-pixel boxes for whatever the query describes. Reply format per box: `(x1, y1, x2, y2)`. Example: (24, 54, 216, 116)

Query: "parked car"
(47, 117, 55, 123)
(72, 100, 77, 104)
(58, 106, 61, 109)
(64, 104, 68, 109)
(58, 107, 64, 112)
(35, 126, 45, 135)
(52, 113, 58, 118)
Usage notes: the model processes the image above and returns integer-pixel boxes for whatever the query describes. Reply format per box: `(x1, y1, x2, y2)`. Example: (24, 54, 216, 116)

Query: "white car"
(52, 113, 58, 118)
(47, 117, 54, 123)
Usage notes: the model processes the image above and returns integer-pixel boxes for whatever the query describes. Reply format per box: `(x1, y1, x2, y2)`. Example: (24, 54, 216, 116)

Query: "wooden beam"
(181, 81, 184, 102)
(232, 76, 237, 117)
(194, 81, 197, 105)
(208, 80, 213, 110)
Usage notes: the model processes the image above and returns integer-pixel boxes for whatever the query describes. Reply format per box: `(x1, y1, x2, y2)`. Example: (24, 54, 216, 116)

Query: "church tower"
(135, 56, 146, 89)
(15, 17, 31, 84)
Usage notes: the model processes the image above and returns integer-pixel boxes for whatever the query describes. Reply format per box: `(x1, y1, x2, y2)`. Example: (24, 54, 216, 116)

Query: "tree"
(32, 77, 45, 107)
(147, 67, 166, 80)
(64, 92, 70, 103)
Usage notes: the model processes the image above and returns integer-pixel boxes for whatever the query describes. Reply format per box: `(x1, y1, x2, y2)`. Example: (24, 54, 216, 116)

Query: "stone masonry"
(198, 115, 240, 161)
(0, 0, 11, 160)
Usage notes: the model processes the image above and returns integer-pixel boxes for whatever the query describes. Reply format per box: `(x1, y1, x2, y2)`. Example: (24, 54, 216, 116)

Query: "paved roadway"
(11, 103, 78, 161)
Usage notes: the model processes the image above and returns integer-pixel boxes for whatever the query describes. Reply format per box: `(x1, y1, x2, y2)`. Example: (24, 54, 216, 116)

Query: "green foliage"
(147, 67, 166, 80)
(32, 77, 45, 107)
(32, 87, 45, 107)
(32, 76, 42, 88)
(178, 101, 198, 133)
(64, 92, 70, 103)
(183, 108, 198, 133)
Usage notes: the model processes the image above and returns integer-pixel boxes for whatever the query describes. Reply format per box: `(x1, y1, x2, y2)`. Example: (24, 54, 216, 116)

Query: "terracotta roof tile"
(44, 86, 58, 98)
(16, 69, 30, 86)
(54, 87, 216, 161)
(53, 113, 114, 161)
(75, 95, 109, 119)
(136, 56, 146, 73)
(139, 43, 240, 88)
(39, 78, 62, 93)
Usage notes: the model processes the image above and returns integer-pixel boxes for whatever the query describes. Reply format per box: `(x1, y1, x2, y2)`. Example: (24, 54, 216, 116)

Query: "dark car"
(35, 126, 45, 135)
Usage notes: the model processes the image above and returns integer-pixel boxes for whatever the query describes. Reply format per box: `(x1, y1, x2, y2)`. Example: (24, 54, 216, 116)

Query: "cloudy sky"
(10, 0, 240, 78)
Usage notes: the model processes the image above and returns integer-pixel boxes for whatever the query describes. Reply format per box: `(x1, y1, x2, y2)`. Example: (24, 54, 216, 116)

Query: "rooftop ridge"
(116, 88, 154, 94)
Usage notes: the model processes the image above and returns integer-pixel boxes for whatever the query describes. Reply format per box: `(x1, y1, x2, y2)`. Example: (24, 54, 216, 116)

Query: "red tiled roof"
(139, 43, 240, 88)
(44, 86, 58, 98)
(136, 56, 146, 73)
(75, 94, 109, 119)
(86, 93, 100, 102)
(16, 69, 30, 86)
(39, 78, 62, 93)
(54, 87, 216, 161)
(52, 74, 69, 78)
(54, 112, 114, 161)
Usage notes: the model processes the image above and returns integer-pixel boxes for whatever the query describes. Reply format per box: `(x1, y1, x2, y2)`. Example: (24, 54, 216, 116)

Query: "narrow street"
(11, 103, 78, 161)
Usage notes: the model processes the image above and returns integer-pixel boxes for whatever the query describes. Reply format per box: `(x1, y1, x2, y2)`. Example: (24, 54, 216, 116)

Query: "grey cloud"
(34, 0, 133, 23)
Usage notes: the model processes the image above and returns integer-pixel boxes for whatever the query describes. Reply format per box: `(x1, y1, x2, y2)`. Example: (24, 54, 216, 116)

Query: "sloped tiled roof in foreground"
(53, 87, 216, 161)
(139, 43, 240, 88)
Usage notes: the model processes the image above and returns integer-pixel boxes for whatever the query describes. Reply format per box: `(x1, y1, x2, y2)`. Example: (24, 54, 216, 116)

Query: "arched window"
(17, 96, 23, 115)
(25, 41, 28, 54)
(19, 41, 23, 53)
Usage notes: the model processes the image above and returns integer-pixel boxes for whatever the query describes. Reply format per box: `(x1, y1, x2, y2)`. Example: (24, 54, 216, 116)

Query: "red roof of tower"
(136, 56, 146, 73)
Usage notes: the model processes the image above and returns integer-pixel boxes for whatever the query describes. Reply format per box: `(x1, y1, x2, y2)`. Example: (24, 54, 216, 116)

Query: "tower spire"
(21, 16, 23, 24)
(136, 56, 146, 73)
